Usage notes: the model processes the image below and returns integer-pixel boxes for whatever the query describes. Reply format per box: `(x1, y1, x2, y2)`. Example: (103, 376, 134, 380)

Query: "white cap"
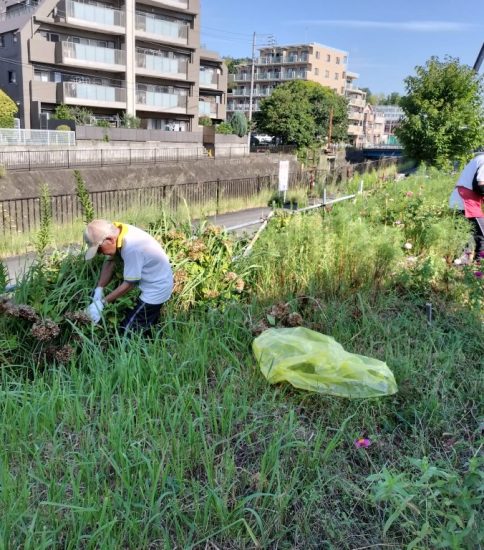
(83, 219, 117, 260)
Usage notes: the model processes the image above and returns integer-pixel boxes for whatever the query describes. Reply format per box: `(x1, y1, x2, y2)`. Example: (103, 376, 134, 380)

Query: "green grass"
(0, 167, 482, 548)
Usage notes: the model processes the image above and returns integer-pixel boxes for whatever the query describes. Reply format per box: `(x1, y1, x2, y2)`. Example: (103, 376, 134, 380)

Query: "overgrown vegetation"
(397, 56, 484, 168)
(0, 88, 18, 128)
(0, 167, 482, 547)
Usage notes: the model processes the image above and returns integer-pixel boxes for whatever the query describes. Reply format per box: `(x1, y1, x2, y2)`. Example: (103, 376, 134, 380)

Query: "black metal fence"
(0, 157, 402, 240)
(0, 146, 247, 171)
(0, 173, 295, 238)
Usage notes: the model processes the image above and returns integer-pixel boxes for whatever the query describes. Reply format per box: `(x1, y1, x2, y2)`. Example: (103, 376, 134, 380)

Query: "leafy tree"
(381, 92, 402, 106)
(396, 56, 484, 167)
(52, 104, 95, 125)
(224, 57, 250, 74)
(360, 87, 379, 105)
(254, 80, 348, 147)
(215, 122, 233, 134)
(0, 89, 18, 128)
(229, 111, 247, 137)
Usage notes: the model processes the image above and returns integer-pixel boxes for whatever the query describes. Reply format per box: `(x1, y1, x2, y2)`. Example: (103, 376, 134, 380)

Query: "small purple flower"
(474, 271, 483, 278)
(354, 438, 372, 449)
(479, 251, 484, 258)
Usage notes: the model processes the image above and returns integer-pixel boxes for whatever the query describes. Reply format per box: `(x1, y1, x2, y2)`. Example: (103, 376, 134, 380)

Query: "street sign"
(278, 160, 289, 192)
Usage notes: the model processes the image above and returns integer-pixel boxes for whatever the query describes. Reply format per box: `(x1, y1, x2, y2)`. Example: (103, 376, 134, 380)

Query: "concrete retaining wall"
(0, 155, 300, 200)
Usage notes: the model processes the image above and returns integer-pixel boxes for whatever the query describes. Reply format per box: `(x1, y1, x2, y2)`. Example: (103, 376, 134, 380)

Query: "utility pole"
(473, 42, 484, 72)
(247, 31, 256, 148)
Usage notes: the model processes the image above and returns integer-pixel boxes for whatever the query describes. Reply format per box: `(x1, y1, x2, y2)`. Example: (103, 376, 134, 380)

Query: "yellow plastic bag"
(253, 327, 398, 398)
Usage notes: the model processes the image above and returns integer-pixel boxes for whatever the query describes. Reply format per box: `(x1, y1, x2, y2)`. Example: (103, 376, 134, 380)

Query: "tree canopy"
(254, 81, 348, 147)
(396, 56, 484, 167)
(0, 89, 18, 128)
(229, 111, 248, 137)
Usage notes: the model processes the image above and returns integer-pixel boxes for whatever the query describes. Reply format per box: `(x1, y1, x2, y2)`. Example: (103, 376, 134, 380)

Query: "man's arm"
(97, 258, 116, 288)
(104, 281, 135, 304)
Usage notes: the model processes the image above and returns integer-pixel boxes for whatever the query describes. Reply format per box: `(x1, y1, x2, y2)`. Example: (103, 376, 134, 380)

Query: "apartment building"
(374, 105, 404, 143)
(345, 71, 366, 147)
(227, 42, 348, 116)
(362, 103, 385, 146)
(0, 0, 227, 129)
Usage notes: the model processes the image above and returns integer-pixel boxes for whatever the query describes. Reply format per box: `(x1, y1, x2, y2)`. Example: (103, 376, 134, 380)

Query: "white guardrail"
(0, 129, 76, 147)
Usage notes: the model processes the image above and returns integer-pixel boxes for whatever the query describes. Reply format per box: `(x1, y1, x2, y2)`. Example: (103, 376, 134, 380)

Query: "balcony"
(199, 70, 219, 90)
(136, 49, 188, 79)
(198, 101, 216, 116)
(65, 0, 125, 34)
(136, 88, 188, 113)
(30, 80, 58, 103)
(255, 73, 281, 81)
(135, 13, 188, 45)
(59, 42, 125, 72)
(347, 123, 363, 136)
(139, 0, 192, 10)
(29, 38, 56, 64)
(61, 81, 126, 108)
(259, 54, 309, 65)
(233, 74, 250, 82)
(282, 71, 308, 80)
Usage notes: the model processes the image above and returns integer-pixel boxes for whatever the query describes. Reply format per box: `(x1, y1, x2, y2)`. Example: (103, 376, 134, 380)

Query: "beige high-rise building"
(0, 0, 226, 129)
(228, 42, 348, 116)
(345, 71, 366, 147)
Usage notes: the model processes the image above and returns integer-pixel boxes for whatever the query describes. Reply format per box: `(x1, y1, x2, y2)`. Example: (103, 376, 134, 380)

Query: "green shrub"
(95, 119, 111, 128)
(74, 170, 95, 224)
(229, 111, 248, 137)
(35, 184, 52, 259)
(121, 112, 141, 129)
(215, 122, 233, 134)
(199, 116, 213, 127)
(0, 163, 6, 178)
(55, 124, 71, 131)
(0, 89, 18, 128)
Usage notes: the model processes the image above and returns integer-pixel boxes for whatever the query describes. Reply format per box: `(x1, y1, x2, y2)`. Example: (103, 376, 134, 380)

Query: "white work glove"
(93, 287, 104, 301)
(86, 299, 105, 324)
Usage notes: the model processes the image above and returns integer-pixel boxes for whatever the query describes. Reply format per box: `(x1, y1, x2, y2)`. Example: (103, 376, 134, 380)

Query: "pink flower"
(406, 191, 414, 197)
(354, 438, 372, 449)
(479, 251, 484, 258)
(474, 271, 483, 278)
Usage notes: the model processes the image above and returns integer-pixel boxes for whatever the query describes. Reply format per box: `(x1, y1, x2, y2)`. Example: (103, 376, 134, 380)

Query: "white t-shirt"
(449, 154, 484, 210)
(115, 223, 173, 305)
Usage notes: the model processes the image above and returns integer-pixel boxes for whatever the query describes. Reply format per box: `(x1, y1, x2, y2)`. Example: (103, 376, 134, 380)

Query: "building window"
(335, 73, 339, 80)
(315, 51, 320, 59)
(0, 35, 5, 47)
(336, 57, 340, 64)
(325, 70, 329, 78)
(326, 54, 331, 62)
(8, 70, 16, 83)
(314, 68, 319, 76)
(13, 33, 18, 43)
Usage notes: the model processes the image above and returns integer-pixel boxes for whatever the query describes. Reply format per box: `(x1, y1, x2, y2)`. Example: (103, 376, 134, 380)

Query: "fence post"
(28, 151, 31, 171)
(129, 148, 132, 166)
(101, 149, 104, 166)
(216, 178, 220, 215)
(67, 149, 70, 168)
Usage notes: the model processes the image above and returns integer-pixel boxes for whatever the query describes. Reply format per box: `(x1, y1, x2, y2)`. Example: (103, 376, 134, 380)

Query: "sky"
(200, 0, 484, 95)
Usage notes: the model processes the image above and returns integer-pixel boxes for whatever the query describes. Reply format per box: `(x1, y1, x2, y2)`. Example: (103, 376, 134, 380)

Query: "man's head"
(83, 219, 119, 260)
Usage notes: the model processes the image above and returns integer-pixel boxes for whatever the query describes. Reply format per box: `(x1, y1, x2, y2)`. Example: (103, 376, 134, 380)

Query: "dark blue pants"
(120, 299, 162, 335)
